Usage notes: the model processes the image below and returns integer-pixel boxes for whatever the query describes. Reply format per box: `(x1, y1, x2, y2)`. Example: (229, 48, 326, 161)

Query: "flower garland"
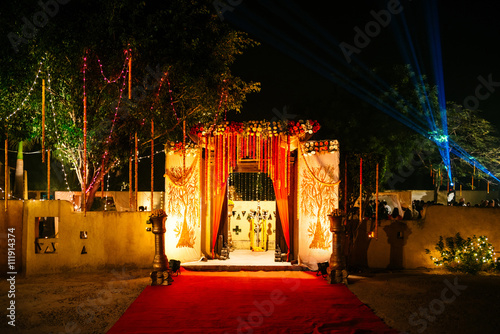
(189, 120, 320, 139)
(288, 119, 320, 136)
(299, 142, 341, 187)
(166, 141, 198, 155)
(164, 155, 200, 188)
(303, 140, 339, 155)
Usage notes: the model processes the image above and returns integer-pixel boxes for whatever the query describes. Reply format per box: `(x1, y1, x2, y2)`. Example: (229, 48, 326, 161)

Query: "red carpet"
(107, 269, 397, 334)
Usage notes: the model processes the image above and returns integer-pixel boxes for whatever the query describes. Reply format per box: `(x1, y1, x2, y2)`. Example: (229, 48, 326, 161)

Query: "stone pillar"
(148, 213, 173, 285)
(327, 213, 348, 284)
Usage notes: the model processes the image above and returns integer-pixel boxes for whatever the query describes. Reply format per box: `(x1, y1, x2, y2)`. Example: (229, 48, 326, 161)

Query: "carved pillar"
(327, 213, 348, 284)
(148, 212, 173, 285)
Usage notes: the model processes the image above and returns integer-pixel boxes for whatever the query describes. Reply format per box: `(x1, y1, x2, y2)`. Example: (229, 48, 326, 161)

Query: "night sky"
(5, 0, 500, 191)
(227, 0, 500, 130)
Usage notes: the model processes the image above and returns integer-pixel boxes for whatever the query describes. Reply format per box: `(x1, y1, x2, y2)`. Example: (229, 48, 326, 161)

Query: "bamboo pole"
(24, 170, 28, 200)
(151, 120, 154, 211)
(128, 53, 132, 100)
(359, 157, 362, 223)
(472, 164, 475, 190)
(135, 132, 138, 211)
(5, 138, 8, 211)
(47, 150, 50, 200)
(101, 163, 104, 200)
(129, 155, 133, 210)
(128, 52, 133, 209)
(42, 79, 46, 163)
(83, 53, 87, 215)
(83, 94, 87, 215)
(375, 163, 379, 240)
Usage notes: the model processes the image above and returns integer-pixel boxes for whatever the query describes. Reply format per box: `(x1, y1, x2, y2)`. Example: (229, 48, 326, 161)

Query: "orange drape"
(211, 134, 229, 258)
(272, 140, 291, 260)
(211, 181, 228, 258)
(208, 134, 291, 260)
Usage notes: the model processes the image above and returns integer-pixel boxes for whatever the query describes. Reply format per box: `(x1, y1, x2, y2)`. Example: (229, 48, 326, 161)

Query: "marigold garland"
(190, 120, 320, 139)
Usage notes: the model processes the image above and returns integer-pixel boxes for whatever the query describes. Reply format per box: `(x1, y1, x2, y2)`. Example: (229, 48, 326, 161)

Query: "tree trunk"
(433, 181, 439, 203)
(83, 178, 102, 212)
(14, 141, 24, 199)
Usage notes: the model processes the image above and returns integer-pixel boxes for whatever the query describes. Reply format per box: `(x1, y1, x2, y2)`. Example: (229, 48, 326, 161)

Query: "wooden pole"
(375, 163, 379, 240)
(4, 138, 8, 211)
(359, 157, 362, 223)
(42, 79, 46, 163)
(129, 154, 133, 210)
(128, 53, 132, 100)
(472, 164, 475, 190)
(135, 132, 138, 211)
(101, 163, 104, 200)
(151, 120, 154, 211)
(24, 170, 28, 200)
(83, 94, 87, 215)
(47, 150, 50, 200)
(128, 52, 133, 209)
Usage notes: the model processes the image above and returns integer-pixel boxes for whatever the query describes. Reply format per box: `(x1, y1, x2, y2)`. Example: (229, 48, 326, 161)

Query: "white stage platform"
(181, 250, 308, 271)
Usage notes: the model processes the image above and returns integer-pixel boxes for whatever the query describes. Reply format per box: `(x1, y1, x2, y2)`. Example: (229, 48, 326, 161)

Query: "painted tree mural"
(165, 162, 200, 248)
(300, 164, 338, 250)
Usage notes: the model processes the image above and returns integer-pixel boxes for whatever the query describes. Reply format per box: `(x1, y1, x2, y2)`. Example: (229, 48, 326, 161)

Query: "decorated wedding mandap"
(162, 119, 341, 272)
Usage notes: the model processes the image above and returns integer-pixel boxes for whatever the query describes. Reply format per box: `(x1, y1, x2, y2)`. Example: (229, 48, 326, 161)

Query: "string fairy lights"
(164, 72, 180, 123)
(86, 49, 130, 196)
(83, 51, 88, 214)
(46, 65, 77, 208)
(3, 59, 45, 121)
(96, 49, 130, 84)
(1, 49, 176, 210)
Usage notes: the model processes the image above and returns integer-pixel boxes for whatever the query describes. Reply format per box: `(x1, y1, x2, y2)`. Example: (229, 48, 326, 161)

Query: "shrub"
(425, 233, 497, 274)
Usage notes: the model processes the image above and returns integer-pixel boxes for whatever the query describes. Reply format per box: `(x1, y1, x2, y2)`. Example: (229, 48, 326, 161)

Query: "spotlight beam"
(224, 2, 497, 183)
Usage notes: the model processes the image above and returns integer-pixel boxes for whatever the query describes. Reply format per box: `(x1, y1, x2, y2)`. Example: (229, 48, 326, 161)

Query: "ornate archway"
(163, 120, 340, 269)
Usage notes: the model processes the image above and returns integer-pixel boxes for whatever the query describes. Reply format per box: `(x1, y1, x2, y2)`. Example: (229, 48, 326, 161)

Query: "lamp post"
(327, 210, 348, 284)
(147, 209, 173, 285)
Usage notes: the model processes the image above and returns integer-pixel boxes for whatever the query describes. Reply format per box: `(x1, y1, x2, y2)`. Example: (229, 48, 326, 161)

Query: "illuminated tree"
(0, 0, 260, 210)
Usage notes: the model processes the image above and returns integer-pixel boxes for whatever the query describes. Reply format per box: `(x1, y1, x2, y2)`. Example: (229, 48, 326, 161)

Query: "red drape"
(208, 133, 291, 260)
(272, 139, 291, 260)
